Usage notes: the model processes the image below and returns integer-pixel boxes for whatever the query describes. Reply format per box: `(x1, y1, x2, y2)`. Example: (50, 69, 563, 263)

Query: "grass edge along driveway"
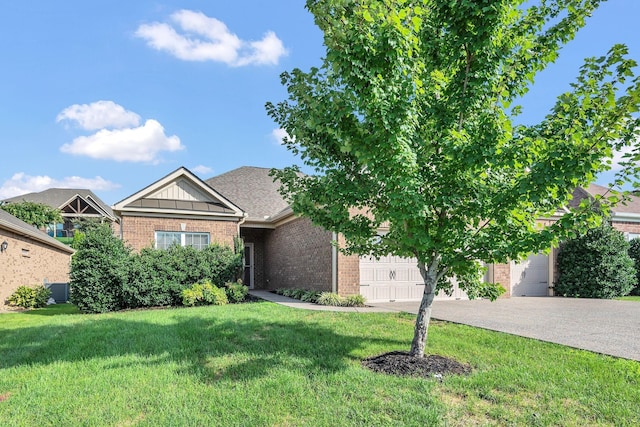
(1, 302, 638, 426)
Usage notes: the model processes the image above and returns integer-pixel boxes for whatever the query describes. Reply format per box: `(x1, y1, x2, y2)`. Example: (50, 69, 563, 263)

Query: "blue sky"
(0, 1, 638, 205)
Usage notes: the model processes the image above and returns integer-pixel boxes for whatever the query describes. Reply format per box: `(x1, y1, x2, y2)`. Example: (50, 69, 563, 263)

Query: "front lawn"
(1, 302, 638, 426)
(618, 295, 640, 302)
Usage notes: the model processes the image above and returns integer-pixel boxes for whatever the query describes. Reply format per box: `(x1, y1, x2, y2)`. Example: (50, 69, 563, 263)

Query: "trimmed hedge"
(555, 223, 635, 299)
(70, 224, 243, 313)
(70, 225, 130, 313)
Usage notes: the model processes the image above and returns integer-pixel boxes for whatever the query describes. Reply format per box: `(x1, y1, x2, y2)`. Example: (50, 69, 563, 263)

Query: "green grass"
(618, 295, 640, 302)
(1, 302, 639, 426)
(54, 236, 74, 246)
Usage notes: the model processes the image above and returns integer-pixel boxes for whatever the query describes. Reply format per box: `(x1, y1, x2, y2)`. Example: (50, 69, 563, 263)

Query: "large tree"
(1, 201, 63, 229)
(266, 0, 640, 357)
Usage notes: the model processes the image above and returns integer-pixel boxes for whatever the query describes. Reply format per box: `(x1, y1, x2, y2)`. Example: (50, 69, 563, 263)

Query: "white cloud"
(56, 100, 141, 130)
(60, 119, 183, 163)
(192, 165, 213, 175)
(135, 9, 287, 66)
(610, 144, 636, 171)
(271, 128, 291, 145)
(0, 173, 119, 199)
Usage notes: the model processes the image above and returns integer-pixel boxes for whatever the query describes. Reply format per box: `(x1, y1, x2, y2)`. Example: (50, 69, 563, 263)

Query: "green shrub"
(225, 281, 248, 303)
(124, 249, 186, 308)
(300, 290, 320, 302)
(316, 292, 345, 306)
(181, 281, 228, 306)
(555, 223, 636, 298)
(69, 224, 131, 313)
(628, 238, 640, 296)
(281, 289, 296, 297)
(69, 228, 242, 312)
(7, 285, 51, 308)
(291, 289, 307, 299)
(343, 294, 366, 307)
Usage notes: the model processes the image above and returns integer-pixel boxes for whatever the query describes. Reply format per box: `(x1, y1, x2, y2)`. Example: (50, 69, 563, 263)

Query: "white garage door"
(510, 253, 550, 297)
(359, 255, 468, 302)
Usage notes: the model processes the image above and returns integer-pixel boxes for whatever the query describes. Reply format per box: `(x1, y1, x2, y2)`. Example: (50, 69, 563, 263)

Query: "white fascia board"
(611, 212, 640, 223)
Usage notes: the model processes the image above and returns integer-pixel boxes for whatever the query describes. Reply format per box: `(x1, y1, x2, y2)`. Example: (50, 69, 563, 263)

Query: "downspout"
(332, 232, 338, 294)
(238, 212, 248, 234)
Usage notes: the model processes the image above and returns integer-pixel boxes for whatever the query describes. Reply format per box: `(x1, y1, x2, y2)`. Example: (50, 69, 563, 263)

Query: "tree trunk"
(409, 259, 439, 358)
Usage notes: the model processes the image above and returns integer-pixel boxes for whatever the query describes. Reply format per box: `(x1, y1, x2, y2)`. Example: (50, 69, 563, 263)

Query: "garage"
(359, 255, 468, 302)
(510, 253, 551, 297)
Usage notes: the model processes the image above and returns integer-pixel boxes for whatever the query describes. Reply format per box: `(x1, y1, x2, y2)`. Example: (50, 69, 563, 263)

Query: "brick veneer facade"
(336, 233, 361, 296)
(264, 217, 333, 292)
(119, 215, 238, 251)
(0, 228, 72, 308)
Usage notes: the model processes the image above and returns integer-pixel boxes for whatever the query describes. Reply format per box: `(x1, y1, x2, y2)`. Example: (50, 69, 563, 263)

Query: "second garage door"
(360, 255, 468, 302)
(510, 253, 550, 297)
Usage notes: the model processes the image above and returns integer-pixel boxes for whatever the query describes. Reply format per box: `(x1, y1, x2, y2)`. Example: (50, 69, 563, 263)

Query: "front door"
(243, 243, 254, 289)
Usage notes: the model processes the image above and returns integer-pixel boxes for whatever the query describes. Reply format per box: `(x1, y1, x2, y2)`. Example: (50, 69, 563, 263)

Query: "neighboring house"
(495, 183, 640, 298)
(3, 188, 118, 237)
(0, 208, 74, 308)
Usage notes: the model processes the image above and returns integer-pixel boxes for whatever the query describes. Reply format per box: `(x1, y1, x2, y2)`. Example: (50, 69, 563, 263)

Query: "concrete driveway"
(369, 297, 640, 361)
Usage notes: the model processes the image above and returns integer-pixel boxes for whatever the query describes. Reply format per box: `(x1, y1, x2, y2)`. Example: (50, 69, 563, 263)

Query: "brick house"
(114, 167, 640, 302)
(0, 208, 74, 308)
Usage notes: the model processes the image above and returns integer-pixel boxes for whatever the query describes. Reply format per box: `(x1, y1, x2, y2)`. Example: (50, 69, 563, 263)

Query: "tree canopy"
(1, 201, 63, 229)
(267, 0, 640, 357)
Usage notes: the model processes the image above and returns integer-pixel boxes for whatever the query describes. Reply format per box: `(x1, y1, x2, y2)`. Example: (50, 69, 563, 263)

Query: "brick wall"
(265, 217, 333, 291)
(120, 215, 238, 251)
(611, 221, 640, 234)
(491, 262, 511, 297)
(0, 229, 72, 308)
(336, 233, 360, 296)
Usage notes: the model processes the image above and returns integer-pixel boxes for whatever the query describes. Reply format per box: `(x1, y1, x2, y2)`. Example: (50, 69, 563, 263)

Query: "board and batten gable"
(112, 167, 246, 252)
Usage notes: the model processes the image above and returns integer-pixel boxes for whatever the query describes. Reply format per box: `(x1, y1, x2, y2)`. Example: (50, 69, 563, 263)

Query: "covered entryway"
(359, 255, 468, 302)
(510, 253, 550, 297)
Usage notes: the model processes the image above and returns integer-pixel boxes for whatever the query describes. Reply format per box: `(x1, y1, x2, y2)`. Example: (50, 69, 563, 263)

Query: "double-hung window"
(155, 231, 210, 250)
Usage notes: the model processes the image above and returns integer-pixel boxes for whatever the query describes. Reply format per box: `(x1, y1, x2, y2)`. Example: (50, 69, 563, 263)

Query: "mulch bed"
(362, 351, 472, 379)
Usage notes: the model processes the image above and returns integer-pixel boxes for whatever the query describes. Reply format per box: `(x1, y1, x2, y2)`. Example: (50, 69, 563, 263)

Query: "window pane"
(156, 231, 181, 249)
(184, 232, 209, 250)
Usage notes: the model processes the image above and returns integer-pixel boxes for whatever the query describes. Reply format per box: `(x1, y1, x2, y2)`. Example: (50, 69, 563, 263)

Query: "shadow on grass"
(0, 301, 403, 383)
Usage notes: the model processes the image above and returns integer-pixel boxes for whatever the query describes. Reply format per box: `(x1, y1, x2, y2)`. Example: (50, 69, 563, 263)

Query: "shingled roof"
(581, 183, 640, 214)
(206, 167, 290, 222)
(3, 188, 115, 220)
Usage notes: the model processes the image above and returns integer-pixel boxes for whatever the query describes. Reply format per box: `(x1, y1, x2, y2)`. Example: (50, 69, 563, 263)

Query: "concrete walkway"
(250, 291, 640, 361)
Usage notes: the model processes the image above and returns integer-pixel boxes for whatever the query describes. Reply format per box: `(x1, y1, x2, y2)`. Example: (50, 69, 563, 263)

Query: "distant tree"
(72, 217, 105, 233)
(555, 223, 635, 298)
(1, 201, 63, 229)
(267, 0, 640, 357)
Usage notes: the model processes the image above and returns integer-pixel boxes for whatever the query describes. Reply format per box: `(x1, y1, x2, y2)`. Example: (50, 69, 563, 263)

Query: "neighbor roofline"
(0, 218, 75, 254)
